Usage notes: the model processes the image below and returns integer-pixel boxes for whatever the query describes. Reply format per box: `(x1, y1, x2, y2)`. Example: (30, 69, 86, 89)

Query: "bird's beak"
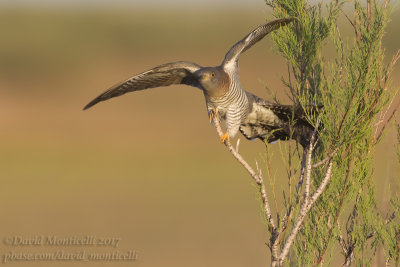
(195, 71, 209, 82)
(199, 74, 209, 81)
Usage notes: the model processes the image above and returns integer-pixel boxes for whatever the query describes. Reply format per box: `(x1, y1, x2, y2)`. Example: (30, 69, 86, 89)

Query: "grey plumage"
(223, 18, 293, 68)
(83, 61, 202, 110)
(240, 93, 322, 148)
(84, 17, 321, 148)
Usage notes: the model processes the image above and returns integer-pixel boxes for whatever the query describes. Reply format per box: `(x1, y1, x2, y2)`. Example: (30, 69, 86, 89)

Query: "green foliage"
(397, 122, 400, 163)
(380, 123, 400, 266)
(267, 0, 333, 104)
(261, 0, 399, 265)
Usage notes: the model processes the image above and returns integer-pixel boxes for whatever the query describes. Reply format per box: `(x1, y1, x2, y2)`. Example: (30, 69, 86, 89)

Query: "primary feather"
(83, 61, 201, 110)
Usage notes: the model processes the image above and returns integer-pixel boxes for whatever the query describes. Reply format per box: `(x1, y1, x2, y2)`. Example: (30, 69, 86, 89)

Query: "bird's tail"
(292, 105, 324, 148)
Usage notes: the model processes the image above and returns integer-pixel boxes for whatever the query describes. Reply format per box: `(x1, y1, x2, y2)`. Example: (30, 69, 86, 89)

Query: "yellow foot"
(220, 131, 230, 144)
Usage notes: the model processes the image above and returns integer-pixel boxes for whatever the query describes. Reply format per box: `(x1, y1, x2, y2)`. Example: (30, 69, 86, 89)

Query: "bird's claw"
(220, 131, 230, 144)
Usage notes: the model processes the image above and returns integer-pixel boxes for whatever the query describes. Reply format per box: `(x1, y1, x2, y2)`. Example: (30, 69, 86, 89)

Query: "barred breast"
(206, 75, 250, 138)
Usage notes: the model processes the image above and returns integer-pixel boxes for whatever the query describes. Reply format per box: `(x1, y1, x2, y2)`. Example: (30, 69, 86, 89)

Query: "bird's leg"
(210, 107, 230, 144)
(209, 108, 217, 123)
(220, 131, 230, 144)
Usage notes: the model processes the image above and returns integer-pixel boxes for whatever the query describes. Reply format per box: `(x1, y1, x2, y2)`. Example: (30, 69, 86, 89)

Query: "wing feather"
(83, 61, 202, 110)
(255, 97, 323, 122)
(222, 18, 294, 68)
(241, 94, 323, 147)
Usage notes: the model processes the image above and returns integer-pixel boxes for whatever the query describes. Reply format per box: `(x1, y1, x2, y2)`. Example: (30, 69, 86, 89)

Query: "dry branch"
(212, 111, 276, 230)
(212, 109, 337, 266)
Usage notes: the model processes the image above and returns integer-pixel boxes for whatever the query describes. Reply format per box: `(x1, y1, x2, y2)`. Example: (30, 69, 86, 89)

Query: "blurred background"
(0, 0, 399, 266)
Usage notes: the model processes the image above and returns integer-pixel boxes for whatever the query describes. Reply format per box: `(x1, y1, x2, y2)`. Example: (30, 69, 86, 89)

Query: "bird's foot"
(220, 131, 230, 144)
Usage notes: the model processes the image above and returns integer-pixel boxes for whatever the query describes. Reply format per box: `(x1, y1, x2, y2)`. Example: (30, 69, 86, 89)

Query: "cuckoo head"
(195, 67, 230, 99)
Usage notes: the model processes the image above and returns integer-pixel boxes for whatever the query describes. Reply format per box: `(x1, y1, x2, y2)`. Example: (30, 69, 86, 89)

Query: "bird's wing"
(222, 18, 294, 69)
(242, 95, 323, 147)
(83, 61, 202, 110)
(255, 96, 323, 123)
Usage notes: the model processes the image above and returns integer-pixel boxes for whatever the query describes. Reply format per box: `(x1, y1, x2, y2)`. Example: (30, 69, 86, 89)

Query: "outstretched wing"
(83, 61, 202, 110)
(222, 18, 294, 69)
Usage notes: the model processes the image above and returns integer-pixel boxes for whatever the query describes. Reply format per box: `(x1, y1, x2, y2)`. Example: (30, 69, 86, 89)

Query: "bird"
(83, 17, 321, 148)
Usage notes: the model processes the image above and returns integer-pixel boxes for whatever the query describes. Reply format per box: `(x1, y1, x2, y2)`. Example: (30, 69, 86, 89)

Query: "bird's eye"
(211, 72, 215, 78)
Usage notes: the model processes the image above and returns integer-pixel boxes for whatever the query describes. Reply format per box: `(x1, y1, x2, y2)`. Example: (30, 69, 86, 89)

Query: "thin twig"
(304, 139, 314, 202)
(278, 120, 331, 264)
(375, 100, 400, 144)
(374, 48, 400, 143)
(307, 160, 334, 209)
(367, 0, 371, 31)
(366, 212, 396, 239)
(338, 7, 356, 31)
(288, 139, 293, 210)
(212, 111, 276, 231)
(296, 150, 307, 194)
(317, 146, 353, 264)
(235, 138, 241, 153)
(342, 250, 354, 267)
(353, 0, 360, 43)
(265, 145, 280, 217)
(337, 222, 348, 255)
(312, 147, 339, 168)
(374, 91, 398, 139)
(335, 22, 345, 89)
(385, 257, 390, 267)
(277, 159, 334, 264)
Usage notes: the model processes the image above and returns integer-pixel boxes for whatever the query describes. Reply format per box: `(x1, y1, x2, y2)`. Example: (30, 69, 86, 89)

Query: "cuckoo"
(84, 18, 321, 148)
